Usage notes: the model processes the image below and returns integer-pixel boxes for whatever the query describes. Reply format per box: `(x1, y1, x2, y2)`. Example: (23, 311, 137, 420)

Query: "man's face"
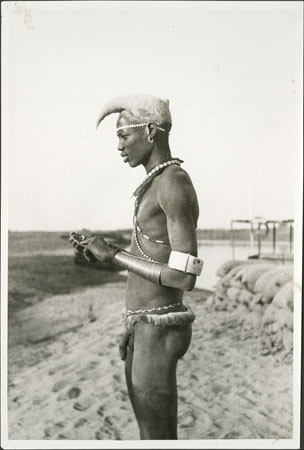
(116, 115, 151, 168)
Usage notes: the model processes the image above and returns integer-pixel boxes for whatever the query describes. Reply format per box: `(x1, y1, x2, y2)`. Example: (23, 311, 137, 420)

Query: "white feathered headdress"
(96, 94, 172, 129)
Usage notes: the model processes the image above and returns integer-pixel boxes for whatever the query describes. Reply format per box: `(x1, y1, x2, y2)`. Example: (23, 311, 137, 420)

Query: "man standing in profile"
(78, 95, 203, 440)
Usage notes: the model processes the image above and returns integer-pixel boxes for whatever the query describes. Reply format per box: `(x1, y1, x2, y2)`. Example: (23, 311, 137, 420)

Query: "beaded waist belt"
(126, 302, 181, 317)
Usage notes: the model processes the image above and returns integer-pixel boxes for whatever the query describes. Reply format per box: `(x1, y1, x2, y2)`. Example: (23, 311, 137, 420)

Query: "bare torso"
(126, 165, 199, 311)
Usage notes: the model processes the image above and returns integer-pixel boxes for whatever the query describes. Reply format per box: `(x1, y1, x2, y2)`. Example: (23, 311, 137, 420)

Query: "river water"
(195, 240, 293, 291)
(41, 239, 292, 292)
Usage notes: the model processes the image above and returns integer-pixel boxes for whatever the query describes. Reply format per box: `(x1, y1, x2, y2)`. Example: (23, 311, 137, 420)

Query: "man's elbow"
(161, 267, 197, 291)
(182, 273, 197, 291)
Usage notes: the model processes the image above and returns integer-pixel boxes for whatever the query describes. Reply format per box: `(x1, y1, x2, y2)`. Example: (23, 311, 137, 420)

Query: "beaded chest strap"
(132, 158, 183, 261)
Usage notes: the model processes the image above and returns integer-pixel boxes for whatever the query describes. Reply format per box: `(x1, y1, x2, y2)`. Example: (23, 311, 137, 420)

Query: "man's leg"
(132, 387, 178, 439)
(131, 321, 192, 440)
(123, 330, 139, 421)
(123, 328, 174, 438)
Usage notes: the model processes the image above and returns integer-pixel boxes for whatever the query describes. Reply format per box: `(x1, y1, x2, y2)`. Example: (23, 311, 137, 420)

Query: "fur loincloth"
(122, 306, 195, 331)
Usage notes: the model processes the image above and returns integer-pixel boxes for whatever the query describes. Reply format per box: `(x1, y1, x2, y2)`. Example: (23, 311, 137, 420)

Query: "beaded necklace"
(132, 158, 183, 261)
(132, 158, 183, 199)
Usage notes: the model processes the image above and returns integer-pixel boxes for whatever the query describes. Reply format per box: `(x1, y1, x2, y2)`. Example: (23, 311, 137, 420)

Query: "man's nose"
(118, 140, 124, 152)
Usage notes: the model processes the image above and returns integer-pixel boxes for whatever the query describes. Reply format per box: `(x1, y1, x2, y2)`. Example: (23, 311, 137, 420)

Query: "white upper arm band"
(168, 251, 203, 276)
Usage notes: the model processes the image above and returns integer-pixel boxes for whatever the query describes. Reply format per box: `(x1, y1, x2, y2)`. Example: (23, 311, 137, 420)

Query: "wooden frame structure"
(230, 218, 294, 262)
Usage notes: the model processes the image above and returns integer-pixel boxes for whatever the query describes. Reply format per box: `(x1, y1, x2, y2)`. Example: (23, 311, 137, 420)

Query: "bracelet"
(114, 250, 163, 285)
(168, 251, 203, 276)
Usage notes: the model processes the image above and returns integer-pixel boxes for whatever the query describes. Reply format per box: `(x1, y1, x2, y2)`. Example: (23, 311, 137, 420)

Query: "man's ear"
(146, 122, 157, 139)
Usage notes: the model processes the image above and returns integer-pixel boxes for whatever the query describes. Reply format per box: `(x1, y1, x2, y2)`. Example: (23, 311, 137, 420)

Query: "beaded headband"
(116, 123, 167, 133)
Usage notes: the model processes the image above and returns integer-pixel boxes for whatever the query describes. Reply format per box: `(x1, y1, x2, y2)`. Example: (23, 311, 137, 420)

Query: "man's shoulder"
(158, 164, 193, 190)
(156, 164, 197, 209)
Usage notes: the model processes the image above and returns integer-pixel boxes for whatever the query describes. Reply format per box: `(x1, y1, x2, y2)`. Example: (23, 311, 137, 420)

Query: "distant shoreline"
(8, 228, 293, 243)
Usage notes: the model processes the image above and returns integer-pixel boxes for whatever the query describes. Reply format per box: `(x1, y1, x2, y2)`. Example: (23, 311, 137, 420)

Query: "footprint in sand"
(95, 428, 114, 439)
(67, 387, 81, 399)
(52, 379, 70, 393)
(211, 384, 224, 395)
(104, 416, 113, 426)
(223, 430, 239, 439)
(97, 406, 104, 417)
(44, 422, 65, 439)
(180, 412, 196, 428)
(120, 404, 130, 411)
(55, 421, 64, 428)
(88, 361, 99, 369)
(121, 389, 128, 397)
(57, 434, 69, 439)
(95, 431, 103, 440)
(74, 418, 88, 428)
(44, 428, 51, 438)
(212, 420, 223, 430)
(115, 390, 129, 402)
(73, 402, 87, 412)
(48, 363, 69, 376)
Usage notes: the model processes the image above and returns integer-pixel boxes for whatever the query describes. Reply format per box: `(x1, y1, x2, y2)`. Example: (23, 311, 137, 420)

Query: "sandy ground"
(8, 281, 293, 441)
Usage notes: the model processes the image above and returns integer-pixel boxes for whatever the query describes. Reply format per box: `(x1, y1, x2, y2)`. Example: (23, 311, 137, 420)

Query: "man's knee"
(133, 389, 177, 417)
(132, 388, 178, 439)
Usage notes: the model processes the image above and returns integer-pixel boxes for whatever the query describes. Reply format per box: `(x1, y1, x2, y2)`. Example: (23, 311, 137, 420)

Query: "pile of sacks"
(205, 260, 294, 356)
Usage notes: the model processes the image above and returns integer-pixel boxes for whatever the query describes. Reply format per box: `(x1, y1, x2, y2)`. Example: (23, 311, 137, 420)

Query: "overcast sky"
(2, 1, 302, 231)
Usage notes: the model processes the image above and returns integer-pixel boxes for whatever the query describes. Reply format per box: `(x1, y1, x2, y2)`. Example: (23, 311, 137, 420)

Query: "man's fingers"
(119, 331, 130, 361)
(83, 248, 92, 261)
(119, 347, 127, 361)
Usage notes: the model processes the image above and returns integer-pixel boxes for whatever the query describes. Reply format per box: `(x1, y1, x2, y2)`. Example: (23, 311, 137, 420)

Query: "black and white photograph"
(1, 1, 302, 448)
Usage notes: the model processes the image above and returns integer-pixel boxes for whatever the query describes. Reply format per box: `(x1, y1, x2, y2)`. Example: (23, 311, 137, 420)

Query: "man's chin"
(128, 160, 140, 168)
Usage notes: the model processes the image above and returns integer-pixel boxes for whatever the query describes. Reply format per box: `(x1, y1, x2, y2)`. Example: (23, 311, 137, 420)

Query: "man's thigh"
(131, 321, 192, 391)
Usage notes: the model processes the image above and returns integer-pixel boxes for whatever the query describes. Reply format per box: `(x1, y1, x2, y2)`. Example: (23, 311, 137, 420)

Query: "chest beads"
(132, 159, 182, 262)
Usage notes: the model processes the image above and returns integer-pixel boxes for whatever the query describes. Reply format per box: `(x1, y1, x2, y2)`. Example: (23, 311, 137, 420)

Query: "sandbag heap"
(205, 260, 294, 357)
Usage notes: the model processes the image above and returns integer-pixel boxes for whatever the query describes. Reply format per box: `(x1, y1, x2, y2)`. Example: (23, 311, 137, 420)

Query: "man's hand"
(119, 330, 131, 361)
(83, 236, 118, 263)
